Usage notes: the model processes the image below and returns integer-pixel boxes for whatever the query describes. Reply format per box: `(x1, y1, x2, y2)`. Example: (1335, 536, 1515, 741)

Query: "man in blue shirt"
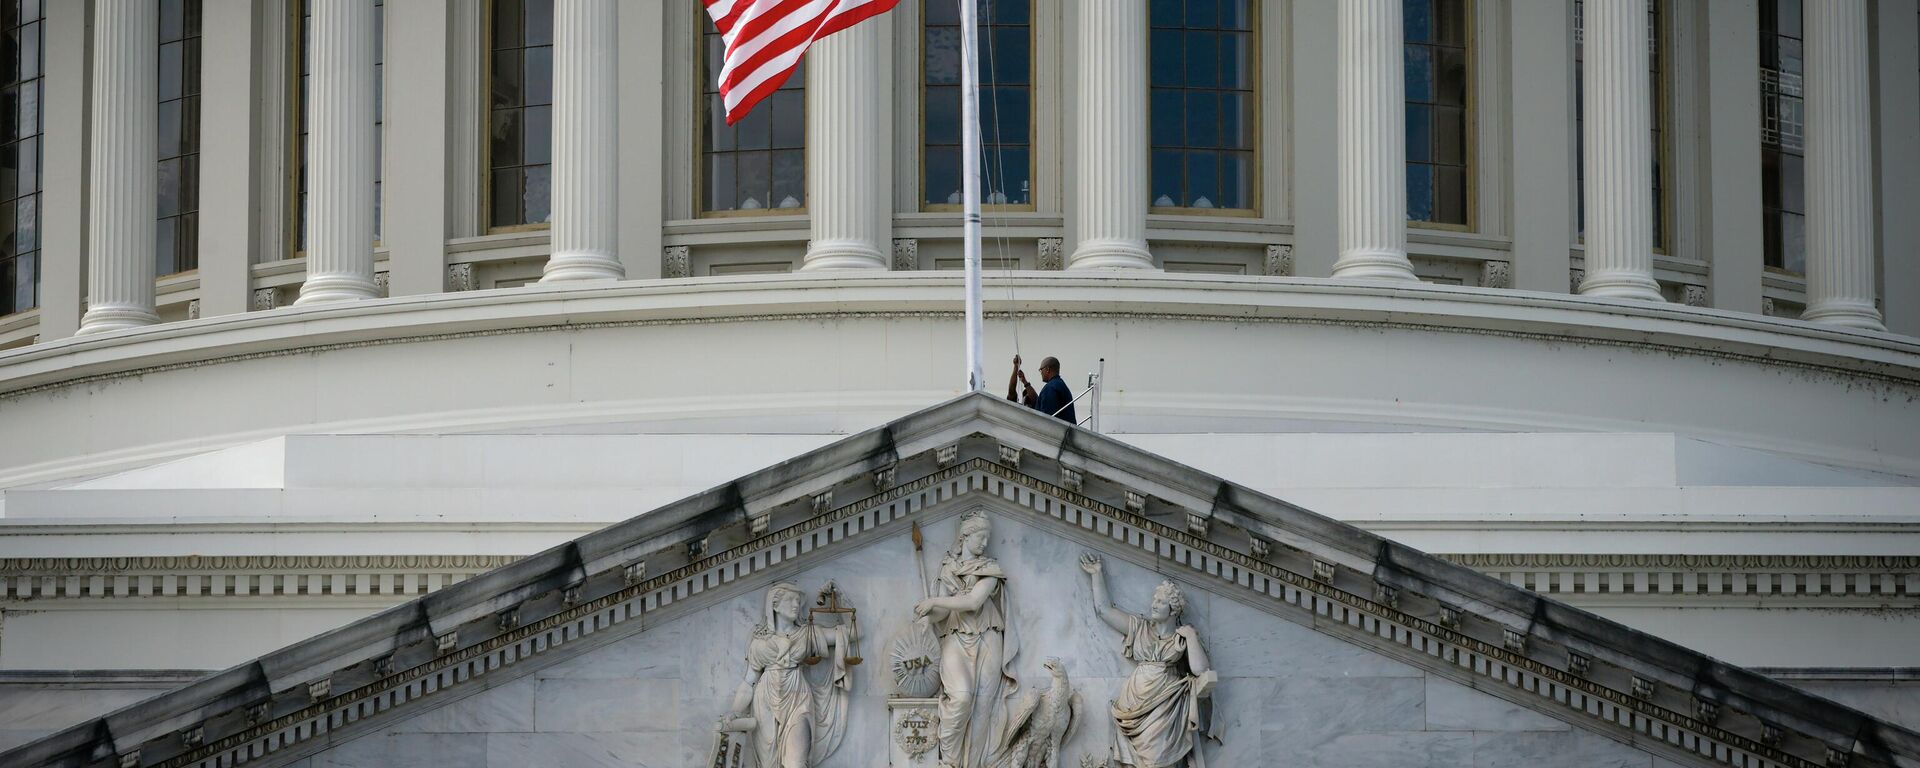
(1017, 356, 1074, 425)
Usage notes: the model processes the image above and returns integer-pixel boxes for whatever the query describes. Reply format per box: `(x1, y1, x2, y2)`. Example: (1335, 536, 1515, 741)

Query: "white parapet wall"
(1, 274, 1916, 485)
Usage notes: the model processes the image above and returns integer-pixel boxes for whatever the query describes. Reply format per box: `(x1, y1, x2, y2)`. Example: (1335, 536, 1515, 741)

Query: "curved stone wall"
(1, 274, 1916, 486)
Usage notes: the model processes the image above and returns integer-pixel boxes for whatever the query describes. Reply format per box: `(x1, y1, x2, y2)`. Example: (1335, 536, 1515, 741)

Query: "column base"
(76, 306, 161, 335)
(1577, 270, 1665, 301)
(1068, 239, 1155, 270)
(541, 251, 626, 283)
(802, 241, 887, 271)
(294, 273, 381, 305)
(1802, 299, 1887, 332)
(1331, 249, 1418, 281)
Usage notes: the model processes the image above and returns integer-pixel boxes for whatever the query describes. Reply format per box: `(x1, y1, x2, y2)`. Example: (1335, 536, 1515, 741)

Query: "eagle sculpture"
(991, 657, 1082, 768)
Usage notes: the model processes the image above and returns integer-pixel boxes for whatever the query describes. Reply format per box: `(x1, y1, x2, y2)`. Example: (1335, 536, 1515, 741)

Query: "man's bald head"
(1039, 357, 1060, 381)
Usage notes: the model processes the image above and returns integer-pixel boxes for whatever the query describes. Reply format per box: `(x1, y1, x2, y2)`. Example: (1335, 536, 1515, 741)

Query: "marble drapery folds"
(1108, 616, 1217, 768)
(918, 511, 1025, 768)
(723, 582, 852, 768)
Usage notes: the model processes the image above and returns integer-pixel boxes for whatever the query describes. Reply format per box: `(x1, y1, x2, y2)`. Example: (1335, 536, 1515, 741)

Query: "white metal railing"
(1048, 357, 1104, 432)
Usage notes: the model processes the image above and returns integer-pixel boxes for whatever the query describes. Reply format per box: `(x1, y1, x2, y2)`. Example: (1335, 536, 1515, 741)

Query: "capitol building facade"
(1, 0, 1919, 760)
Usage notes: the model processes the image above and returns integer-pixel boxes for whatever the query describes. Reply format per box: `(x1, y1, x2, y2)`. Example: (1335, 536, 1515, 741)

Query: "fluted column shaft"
(803, 19, 889, 270)
(79, 1, 160, 334)
(1801, 2, 1884, 330)
(1578, 0, 1662, 300)
(1333, 0, 1415, 281)
(1068, 0, 1152, 269)
(296, 0, 379, 304)
(542, 0, 623, 282)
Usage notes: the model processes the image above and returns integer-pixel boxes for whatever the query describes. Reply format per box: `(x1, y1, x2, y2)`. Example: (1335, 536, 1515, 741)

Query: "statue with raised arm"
(716, 581, 854, 768)
(913, 512, 1022, 768)
(1078, 554, 1219, 768)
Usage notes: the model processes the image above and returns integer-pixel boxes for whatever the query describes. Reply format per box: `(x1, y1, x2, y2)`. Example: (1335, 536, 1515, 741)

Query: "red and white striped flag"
(704, 0, 901, 125)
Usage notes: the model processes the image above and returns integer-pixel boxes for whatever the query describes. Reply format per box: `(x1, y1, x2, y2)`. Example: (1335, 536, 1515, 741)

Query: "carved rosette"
(1683, 284, 1708, 307)
(250, 287, 280, 312)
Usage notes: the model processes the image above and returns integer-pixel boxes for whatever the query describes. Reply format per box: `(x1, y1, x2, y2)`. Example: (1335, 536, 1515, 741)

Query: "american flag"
(704, 0, 901, 125)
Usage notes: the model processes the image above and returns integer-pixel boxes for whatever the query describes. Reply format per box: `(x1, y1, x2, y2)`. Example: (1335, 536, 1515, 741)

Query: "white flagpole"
(959, 0, 985, 392)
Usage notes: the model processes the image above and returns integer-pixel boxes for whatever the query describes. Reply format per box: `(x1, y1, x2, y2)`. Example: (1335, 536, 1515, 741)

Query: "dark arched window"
(0, 0, 43, 314)
(158, 0, 202, 275)
(487, 0, 554, 230)
(700, 14, 805, 214)
(1759, 0, 1804, 273)
(1149, 0, 1256, 213)
(923, 0, 1032, 209)
(1404, 0, 1470, 227)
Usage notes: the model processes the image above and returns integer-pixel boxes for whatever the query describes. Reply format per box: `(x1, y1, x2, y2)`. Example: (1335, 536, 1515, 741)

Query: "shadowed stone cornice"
(0, 555, 521, 573)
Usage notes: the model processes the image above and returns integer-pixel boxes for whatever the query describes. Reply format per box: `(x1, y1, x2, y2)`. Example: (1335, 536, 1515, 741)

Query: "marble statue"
(716, 581, 856, 768)
(1078, 555, 1219, 768)
(913, 512, 1023, 768)
(988, 657, 1082, 768)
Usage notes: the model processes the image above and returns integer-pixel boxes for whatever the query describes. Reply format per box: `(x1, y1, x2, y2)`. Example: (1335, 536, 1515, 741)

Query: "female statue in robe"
(913, 512, 1021, 768)
(718, 581, 853, 768)
(1079, 554, 1218, 768)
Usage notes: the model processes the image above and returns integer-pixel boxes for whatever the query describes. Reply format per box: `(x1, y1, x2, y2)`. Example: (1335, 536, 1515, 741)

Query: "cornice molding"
(4, 552, 1911, 606)
(6, 309, 1920, 403)
(0, 556, 521, 602)
(1445, 553, 1920, 570)
(0, 555, 521, 573)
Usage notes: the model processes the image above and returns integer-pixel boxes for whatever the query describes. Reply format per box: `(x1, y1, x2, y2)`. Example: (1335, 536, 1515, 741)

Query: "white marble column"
(542, 0, 623, 282)
(78, 1, 161, 334)
(1068, 0, 1152, 269)
(296, 0, 380, 304)
(1800, 1, 1884, 330)
(803, 18, 890, 270)
(1577, 0, 1662, 301)
(1332, 0, 1416, 281)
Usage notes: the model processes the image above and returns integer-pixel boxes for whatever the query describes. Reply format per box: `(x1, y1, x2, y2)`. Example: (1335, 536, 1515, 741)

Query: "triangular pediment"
(7, 394, 1917, 768)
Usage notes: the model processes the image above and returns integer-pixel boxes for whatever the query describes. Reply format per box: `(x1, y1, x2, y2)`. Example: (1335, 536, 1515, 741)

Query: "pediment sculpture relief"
(878, 513, 1221, 768)
(709, 511, 1227, 768)
(912, 511, 1023, 768)
(1079, 554, 1219, 768)
(713, 581, 860, 768)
